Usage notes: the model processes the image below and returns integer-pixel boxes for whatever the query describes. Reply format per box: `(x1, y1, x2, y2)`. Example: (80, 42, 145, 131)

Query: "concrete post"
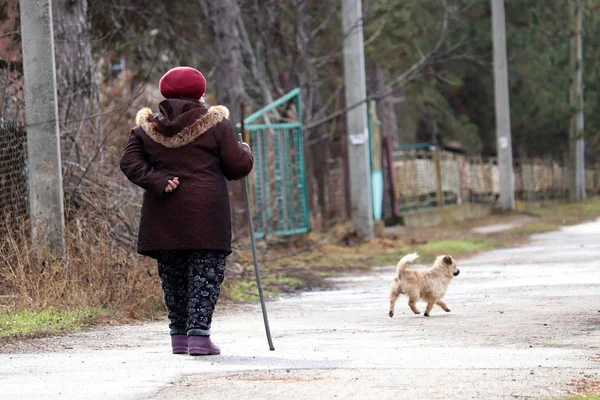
(341, 0, 374, 239)
(491, 0, 516, 210)
(19, 0, 66, 255)
(569, 0, 586, 201)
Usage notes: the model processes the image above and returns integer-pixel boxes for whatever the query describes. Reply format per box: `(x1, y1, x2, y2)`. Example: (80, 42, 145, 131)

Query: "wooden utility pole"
(491, 0, 515, 210)
(341, 0, 374, 239)
(19, 0, 66, 255)
(569, 0, 586, 201)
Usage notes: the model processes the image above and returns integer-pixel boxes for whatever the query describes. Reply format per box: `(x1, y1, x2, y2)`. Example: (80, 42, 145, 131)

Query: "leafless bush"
(0, 209, 162, 317)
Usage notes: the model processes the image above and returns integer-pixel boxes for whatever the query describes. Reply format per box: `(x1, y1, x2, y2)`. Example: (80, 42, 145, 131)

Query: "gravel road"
(2, 219, 599, 399)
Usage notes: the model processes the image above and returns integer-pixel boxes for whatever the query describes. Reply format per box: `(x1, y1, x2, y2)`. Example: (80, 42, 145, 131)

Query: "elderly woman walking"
(120, 67, 253, 355)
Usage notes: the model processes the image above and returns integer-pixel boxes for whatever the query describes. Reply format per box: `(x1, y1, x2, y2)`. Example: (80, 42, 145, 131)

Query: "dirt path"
(2, 219, 600, 400)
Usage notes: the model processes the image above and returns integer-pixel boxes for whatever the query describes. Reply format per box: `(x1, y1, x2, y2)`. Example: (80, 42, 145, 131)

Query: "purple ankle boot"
(188, 336, 221, 356)
(171, 335, 188, 354)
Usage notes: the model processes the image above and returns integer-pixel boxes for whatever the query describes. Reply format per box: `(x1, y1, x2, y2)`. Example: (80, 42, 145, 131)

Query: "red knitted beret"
(159, 67, 206, 99)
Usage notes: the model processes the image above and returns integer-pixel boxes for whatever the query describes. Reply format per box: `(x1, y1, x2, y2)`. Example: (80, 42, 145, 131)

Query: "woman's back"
(121, 98, 253, 257)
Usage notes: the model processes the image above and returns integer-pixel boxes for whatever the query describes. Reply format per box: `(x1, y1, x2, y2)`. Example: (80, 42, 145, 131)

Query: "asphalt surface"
(1, 219, 599, 399)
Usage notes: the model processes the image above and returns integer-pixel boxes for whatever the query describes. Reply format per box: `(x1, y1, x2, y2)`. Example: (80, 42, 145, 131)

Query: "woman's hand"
(241, 142, 250, 150)
(165, 177, 180, 193)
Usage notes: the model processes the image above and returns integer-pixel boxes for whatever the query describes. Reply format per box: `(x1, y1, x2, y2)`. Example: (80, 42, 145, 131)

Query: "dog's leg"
(388, 286, 402, 317)
(424, 302, 435, 317)
(436, 300, 451, 312)
(408, 296, 421, 315)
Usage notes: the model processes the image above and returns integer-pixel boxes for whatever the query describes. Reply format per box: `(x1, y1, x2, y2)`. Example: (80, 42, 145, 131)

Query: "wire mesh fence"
(515, 159, 568, 201)
(0, 120, 28, 228)
(392, 145, 600, 213)
(393, 148, 439, 210)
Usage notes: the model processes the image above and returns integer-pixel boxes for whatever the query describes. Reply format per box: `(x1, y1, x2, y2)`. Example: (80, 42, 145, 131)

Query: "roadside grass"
(0, 307, 107, 338)
(511, 222, 558, 234)
(416, 238, 499, 255)
(2, 197, 599, 334)
(525, 198, 600, 221)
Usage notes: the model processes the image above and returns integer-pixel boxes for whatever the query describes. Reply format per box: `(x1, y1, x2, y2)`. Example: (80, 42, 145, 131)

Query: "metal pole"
(491, 0, 516, 210)
(383, 135, 399, 218)
(19, 0, 66, 255)
(239, 104, 274, 351)
(341, 0, 374, 238)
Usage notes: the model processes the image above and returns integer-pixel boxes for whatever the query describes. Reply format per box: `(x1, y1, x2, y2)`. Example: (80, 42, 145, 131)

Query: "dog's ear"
(443, 255, 453, 265)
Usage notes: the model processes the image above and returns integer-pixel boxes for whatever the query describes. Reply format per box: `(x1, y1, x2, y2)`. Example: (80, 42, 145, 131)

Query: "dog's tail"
(396, 253, 419, 276)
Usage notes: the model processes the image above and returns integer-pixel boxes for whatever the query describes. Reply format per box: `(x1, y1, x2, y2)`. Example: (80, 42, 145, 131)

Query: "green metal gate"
(241, 89, 310, 238)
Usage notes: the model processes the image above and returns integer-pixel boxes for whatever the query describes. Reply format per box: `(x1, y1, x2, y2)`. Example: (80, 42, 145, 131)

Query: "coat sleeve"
(120, 128, 171, 196)
(216, 121, 254, 181)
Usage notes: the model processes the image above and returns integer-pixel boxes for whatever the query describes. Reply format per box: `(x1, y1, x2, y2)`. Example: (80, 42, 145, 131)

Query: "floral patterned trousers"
(156, 250, 227, 336)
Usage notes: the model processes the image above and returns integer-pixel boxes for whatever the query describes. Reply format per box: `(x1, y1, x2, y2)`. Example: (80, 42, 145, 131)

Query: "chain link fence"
(0, 120, 28, 228)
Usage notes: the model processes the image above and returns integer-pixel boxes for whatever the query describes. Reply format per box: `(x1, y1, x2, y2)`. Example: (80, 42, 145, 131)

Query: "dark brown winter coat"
(120, 98, 253, 258)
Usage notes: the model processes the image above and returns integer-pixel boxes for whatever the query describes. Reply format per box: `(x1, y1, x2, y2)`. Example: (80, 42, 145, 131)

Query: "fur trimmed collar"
(135, 105, 230, 148)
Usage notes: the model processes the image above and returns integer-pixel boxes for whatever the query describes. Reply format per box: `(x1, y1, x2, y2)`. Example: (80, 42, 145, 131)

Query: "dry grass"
(0, 214, 163, 326)
(0, 307, 107, 338)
